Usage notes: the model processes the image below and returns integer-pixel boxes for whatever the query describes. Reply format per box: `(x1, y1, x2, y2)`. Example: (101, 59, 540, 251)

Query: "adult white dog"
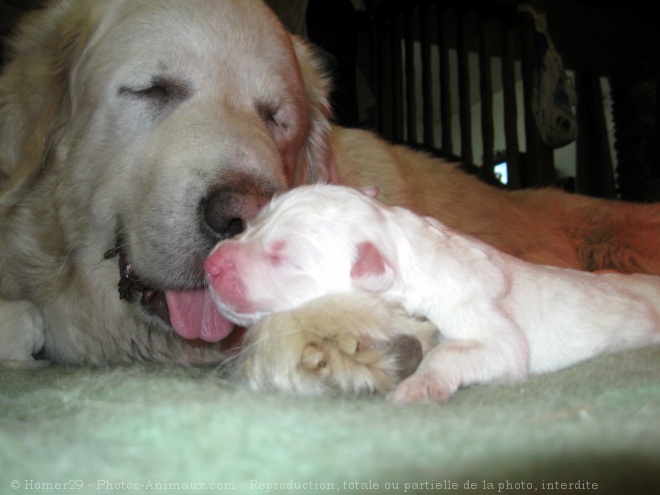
(205, 185, 660, 400)
(0, 0, 659, 376)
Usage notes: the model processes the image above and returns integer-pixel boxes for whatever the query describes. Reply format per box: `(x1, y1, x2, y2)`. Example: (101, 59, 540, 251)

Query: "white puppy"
(206, 185, 660, 401)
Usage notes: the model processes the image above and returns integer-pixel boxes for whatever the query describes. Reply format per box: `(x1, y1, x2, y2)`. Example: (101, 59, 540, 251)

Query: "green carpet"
(1, 346, 659, 494)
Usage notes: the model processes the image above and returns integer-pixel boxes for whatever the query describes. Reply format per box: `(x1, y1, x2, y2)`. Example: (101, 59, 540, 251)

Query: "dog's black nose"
(201, 187, 271, 240)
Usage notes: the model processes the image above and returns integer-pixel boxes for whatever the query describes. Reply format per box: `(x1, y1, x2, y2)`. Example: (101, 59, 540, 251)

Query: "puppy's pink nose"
(205, 243, 235, 278)
(205, 242, 250, 312)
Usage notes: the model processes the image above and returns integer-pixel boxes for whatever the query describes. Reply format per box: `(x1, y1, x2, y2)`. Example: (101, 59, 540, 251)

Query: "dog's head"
(0, 0, 337, 358)
(0, 0, 334, 196)
(205, 185, 399, 326)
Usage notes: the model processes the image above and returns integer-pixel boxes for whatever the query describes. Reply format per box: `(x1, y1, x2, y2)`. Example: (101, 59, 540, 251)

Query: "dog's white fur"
(1, 0, 659, 376)
(206, 185, 660, 401)
(0, 0, 329, 364)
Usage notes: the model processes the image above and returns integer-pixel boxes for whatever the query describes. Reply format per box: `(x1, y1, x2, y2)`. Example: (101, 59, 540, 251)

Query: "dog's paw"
(297, 332, 425, 394)
(0, 300, 45, 361)
(233, 291, 438, 396)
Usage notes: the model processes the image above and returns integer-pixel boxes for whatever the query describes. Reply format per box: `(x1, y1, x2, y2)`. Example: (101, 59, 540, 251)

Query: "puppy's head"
(205, 185, 398, 326)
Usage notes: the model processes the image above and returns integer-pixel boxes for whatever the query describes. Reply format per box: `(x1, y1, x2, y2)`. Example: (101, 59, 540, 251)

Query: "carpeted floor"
(1, 346, 659, 494)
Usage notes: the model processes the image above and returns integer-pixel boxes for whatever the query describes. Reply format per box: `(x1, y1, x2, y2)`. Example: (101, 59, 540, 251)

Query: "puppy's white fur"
(206, 185, 660, 401)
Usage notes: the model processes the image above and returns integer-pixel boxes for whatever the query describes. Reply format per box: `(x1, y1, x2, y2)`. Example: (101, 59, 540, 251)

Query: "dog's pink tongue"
(165, 289, 234, 342)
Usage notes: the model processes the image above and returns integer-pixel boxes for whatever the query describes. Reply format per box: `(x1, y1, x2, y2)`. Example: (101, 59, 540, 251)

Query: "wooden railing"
(364, 0, 556, 189)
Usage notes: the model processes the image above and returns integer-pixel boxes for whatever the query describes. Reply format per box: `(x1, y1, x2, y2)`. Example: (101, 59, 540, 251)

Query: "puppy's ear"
(351, 242, 395, 292)
(290, 35, 336, 185)
(0, 2, 89, 207)
(359, 186, 380, 198)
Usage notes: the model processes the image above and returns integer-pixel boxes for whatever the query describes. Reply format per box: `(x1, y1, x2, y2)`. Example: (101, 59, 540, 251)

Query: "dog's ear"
(0, 2, 89, 207)
(290, 35, 337, 186)
(351, 241, 395, 292)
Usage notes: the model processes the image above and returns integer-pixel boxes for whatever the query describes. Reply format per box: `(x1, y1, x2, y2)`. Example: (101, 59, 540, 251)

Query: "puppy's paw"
(391, 372, 456, 403)
(391, 338, 530, 403)
(233, 291, 438, 396)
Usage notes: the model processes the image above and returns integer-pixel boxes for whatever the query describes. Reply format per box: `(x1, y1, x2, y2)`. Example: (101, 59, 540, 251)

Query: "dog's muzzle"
(104, 241, 171, 325)
(104, 234, 237, 343)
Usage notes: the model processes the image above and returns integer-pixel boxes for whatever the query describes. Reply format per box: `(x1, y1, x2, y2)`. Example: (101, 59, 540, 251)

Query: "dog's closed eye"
(132, 84, 169, 102)
(257, 101, 289, 133)
(119, 77, 190, 106)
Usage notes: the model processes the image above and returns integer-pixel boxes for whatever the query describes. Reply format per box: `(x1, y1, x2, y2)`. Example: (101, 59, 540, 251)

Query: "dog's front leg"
(233, 291, 439, 396)
(0, 299, 45, 362)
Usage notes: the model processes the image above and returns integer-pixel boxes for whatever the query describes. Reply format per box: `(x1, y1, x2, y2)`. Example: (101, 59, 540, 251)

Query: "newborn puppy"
(206, 185, 660, 401)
